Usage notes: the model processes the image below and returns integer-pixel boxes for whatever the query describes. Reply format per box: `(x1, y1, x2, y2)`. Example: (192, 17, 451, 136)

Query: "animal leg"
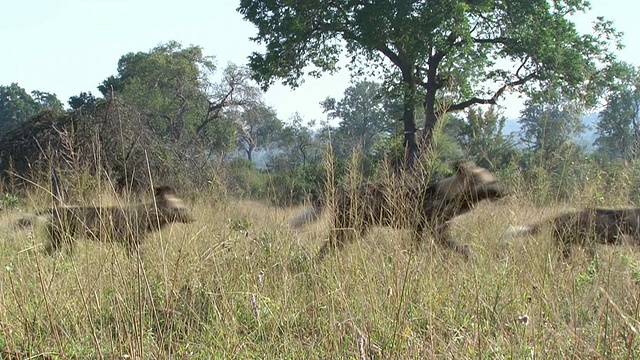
(123, 238, 140, 258)
(551, 227, 574, 260)
(582, 235, 598, 259)
(316, 240, 338, 261)
(45, 222, 76, 255)
(410, 216, 426, 244)
(45, 224, 62, 255)
(433, 222, 472, 259)
(316, 220, 363, 260)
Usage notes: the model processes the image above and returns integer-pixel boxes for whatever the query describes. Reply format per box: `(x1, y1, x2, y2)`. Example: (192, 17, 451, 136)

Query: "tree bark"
(402, 103, 418, 169)
(420, 53, 444, 151)
(399, 64, 419, 169)
(422, 90, 438, 146)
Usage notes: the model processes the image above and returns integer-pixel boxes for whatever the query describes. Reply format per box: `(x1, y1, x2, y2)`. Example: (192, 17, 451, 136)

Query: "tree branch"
(472, 36, 508, 45)
(448, 73, 537, 112)
(195, 87, 235, 136)
(375, 44, 404, 69)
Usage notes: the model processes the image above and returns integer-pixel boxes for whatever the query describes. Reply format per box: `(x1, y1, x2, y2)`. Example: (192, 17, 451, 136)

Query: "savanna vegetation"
(1, 0, 640, 358)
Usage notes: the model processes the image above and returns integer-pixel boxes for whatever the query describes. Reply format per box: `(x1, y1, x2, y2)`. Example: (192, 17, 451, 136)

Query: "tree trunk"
(632, 97, 640, 159)
(420, 54, 443, 152)
(422, 90, 438, 147)
(632, 122, 640, 160)
(299, 144, 307, 166)
(399, 63, 419, 169)
(402, 105, 418, 169)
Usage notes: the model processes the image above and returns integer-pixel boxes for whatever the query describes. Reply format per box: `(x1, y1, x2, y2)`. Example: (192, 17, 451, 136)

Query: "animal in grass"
(18, 186, 194, 256)
(290, 160, 507, 260)
(505, 207, 640, 258)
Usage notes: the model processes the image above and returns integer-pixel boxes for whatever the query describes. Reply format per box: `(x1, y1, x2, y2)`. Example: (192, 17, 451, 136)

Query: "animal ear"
(454, 160, 475, 175)
(154, 186, 176, 198)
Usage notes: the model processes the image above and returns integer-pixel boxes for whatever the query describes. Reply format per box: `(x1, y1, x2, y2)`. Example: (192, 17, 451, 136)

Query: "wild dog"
(505, 207, 640, 258)
(291, 161, 507, 260)
(19, 186, 194, 255)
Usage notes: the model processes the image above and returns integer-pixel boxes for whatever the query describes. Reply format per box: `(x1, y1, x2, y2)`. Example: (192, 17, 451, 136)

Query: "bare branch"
(448, 72, 537, 112)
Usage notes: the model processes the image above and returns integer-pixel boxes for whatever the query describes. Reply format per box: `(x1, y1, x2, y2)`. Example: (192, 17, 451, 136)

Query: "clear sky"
(1, 0, 638, 123)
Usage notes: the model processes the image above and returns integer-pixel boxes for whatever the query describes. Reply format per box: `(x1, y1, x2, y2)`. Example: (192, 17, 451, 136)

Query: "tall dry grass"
(2, 164, 640, 359)
(1, 118, 640, 357)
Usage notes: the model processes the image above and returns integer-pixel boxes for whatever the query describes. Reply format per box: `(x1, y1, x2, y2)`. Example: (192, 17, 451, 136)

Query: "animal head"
(153, 186, 195, 225)
(435, 160, 506, 202)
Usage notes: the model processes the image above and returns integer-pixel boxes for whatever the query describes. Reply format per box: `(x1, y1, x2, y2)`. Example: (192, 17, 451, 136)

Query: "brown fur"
(508, 207, 640, 258)
(292, 161, 506, 260)
(26, 186, 194, 255)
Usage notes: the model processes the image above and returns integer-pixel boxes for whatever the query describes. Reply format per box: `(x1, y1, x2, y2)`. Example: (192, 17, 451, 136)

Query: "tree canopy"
(447, 106, 516, 169)
(518, 95, 585, 162)
(594, 62, 640, 159)
(0, 42, 269, 192)
(238, 0, 621, 165)
(0, 83, 62, 133)
(321, 80, 396, 157)
(235, 102, 282, 161)
(99, 41, 260, 144)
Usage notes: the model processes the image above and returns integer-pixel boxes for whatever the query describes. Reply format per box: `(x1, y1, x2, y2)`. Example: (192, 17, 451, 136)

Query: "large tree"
(594, 62, 640, 159)
(99, 41, 260, 146)
(321, 80, 395, 157)
(269, 113, 322, 170)
(0, 83, 63, 133)
(68, 91, 98, 111)
(235, 102, 283, 161)
(238, 0, 621, 165)
(99, 41, 212, 141)
(518, 96, 585, 162)
(447, 106, 517, 169)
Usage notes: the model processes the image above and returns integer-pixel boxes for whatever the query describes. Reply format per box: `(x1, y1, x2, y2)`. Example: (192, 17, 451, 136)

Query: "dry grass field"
(1, 188, 640, 359)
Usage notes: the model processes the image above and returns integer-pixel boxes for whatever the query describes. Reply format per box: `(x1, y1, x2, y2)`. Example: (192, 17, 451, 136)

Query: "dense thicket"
(0, 98, 215, 197)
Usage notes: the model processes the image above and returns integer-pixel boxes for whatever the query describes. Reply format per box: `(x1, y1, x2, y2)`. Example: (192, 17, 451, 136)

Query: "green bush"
(266, 162, 326, 207)
(0, 193, 22, 210)
(224, 158, 268, 199)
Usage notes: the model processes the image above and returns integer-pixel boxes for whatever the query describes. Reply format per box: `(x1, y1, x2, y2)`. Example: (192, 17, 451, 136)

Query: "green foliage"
(30, 90, 63, 112)
(236, 102, 283, 161)
(372, 130, 408, 171)
(224, 158, 268, 199)
(268, 114, 325, 170)
(520, 150, 593, 204)
(321, 80, 395, 157)
(0, 83, 63, 132)
(591, 158, 640, 205)
(446, 106, 520, 170)
(220, 156, 326, 207)
(267, 162, 326, 207)
(506, 153, 640, 206)
(203, 114, 238, 158)
(99, 41, 214, 141)
(426, 127, 465, 173)
(0, 192, 21, 210)
(98, 41, 261, 158)
(239, 0, 620, 162)
(68, 91, 98, 111)
(518, 95, 586, 163)
(594, 62, 640, 159)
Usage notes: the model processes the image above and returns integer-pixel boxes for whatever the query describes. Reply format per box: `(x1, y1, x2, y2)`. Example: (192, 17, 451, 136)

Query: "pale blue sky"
(1, 0, 638, 122)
